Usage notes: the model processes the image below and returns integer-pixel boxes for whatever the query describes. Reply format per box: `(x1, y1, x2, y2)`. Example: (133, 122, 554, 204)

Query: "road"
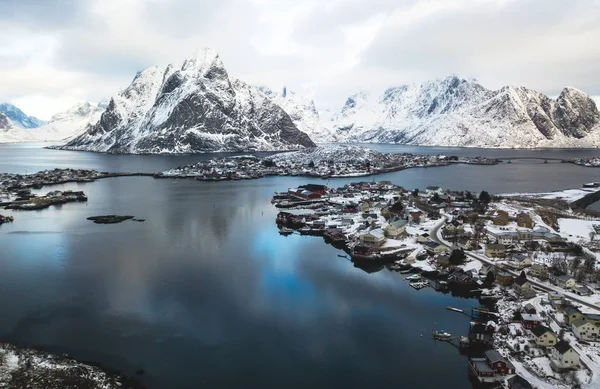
(430, 215, 600, 388)
(431, 214, 600, 312)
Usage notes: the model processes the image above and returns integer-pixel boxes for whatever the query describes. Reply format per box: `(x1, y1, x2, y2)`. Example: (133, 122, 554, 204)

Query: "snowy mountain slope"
(30, 102, 105, 141)
(267, 144, 382, 165)
(0, 103, 45, 128)
(0, 102, 103, 143)
(330, 76, 600, 148)
(258, 87, 338, 143)
(59, 49, 315, 154)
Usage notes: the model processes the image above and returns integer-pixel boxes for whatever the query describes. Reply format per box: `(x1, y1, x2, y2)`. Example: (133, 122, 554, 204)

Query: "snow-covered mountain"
(258, 87, 337, 143)
(31, 102, 105, 141)
(0, 102, 103, 143)
(59, 49, 315, 154)
(0, 103, 45, 128)
(329, 76, 600, 148)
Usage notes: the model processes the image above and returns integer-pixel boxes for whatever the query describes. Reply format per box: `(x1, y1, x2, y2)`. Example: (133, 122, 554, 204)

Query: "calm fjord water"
(1, 143, 600, 388)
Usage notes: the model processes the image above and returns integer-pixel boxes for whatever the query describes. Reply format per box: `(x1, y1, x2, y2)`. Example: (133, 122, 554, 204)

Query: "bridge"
(494, 157, 566, 163)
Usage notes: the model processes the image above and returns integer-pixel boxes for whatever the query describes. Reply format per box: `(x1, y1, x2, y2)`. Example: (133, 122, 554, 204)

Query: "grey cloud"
(359, 0, 600, 95)
(0, 0, 88, 29)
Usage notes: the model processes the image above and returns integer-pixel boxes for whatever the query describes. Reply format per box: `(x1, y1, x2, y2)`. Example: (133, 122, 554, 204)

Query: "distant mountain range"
(4, 54, 600, 151)
(58, 49, 315, 153)
(0, 103, 45, 129)
(319, 76, 600, 148)
(0, 102, 104, 143)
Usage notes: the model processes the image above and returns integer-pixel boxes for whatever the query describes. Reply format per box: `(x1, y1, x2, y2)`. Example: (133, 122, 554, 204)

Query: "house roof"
(521, 313, 541, 322)
(426, 186, 441, 190)
(486, 243, 505, 250)
(514, 253, 530, 262)
(564, 306, 582, 316)
(420, 233, 430, 237)
(366, 228, 385, 239)
(471, 359, 494, 374)
(390, 219, 407, 228)
(554, 340, 574, 355)
(554, 275, 575, 282)
(585, 313, 600, 321)
(571, 317, 591, 329)
(530, 324, 553, 338)
(574, 285, 592, 294)
(507, 375, 534, 389)
(484, 350, 515, 369)
(424, 241, 441, 249)
(514, 275, 529, 286)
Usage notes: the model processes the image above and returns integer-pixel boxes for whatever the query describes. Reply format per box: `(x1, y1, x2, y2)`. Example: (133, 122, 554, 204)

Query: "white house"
(572, 318, 599, 342)
(551, 275, 576, 289)
(425, 186, 444, 195)
(359, 228, 386, 247)
(550, 341, 580, 370)
(385, 219, 407, 238)
(528, 325, 558, 347)
(508, 253, 532, 270)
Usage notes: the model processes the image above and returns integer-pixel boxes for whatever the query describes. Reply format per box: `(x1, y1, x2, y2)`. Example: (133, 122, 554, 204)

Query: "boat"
(399, 269, 413, 274)
(405, 274, 422, 281)
(279, 227, 294, 236)
(433, 329, 452, 341)
(410, 281, 429, 290)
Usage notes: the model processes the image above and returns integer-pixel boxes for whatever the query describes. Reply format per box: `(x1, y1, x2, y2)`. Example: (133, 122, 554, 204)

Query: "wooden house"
(521, 313, 541, 330)
(359, 228, 386, 247)
(572, 318, 599, 341)
(528, 325, 557, 347)
(550, 341, 580, 370)
(551, 275, 576, 289)
(385, 219, 407, 238)
(485, 243, 506, 258)
(563, 306, 584, 326)
(528, 263, 548, 280)
(496, 271, 514, 286)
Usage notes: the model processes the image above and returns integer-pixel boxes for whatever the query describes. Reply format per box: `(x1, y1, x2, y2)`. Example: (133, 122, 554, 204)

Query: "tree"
(390, 200, 404, 213)
(263, 159, 276, 167)
(465, 191, 473, 200)
(308, 160, 315, 168)
(479, 191, 492, 204)
(412, 188, 419, 198)
(485, 270, 495, 284)
(432, 192, 441, 203)
(449, 249, 466, 265)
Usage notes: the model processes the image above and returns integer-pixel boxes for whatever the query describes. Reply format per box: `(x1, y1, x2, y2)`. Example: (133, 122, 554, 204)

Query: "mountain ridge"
(0, 103, 46, 129)
(59, 49, 315, 154)
(321, 76, 600, 148)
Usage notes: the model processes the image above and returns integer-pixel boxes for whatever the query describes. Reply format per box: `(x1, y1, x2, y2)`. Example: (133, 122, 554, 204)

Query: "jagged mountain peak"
(329, 76, 600, 148)
(57, 49, 315, 153)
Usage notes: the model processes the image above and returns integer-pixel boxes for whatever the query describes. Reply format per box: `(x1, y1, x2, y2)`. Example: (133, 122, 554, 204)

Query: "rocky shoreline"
(0, 342, 144, 389)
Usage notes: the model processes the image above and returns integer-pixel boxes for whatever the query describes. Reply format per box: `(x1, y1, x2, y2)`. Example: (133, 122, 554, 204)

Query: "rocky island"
(160, 145, 499, 181)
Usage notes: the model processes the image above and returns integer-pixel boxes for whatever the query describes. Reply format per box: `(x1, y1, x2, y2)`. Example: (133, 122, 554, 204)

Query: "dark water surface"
(1, 143, 600, 388)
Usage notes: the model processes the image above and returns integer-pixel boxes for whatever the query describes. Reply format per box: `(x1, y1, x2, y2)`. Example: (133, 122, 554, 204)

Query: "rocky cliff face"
(60, 49, 315, 154)
(258, 87, 338, 143)
(0, 112, 11, 131)
(329, 76, 600, 148)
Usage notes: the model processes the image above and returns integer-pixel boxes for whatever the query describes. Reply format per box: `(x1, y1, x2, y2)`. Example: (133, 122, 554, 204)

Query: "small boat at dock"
(405, 274, 422, 281)
(279, 227, 294, 236)
(433, 329, 452, 341)
(410, 281, 429, 290)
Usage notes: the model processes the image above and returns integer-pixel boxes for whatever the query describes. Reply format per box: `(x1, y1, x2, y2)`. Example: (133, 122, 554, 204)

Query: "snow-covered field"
(502, 188, 600, 203)
(558, 218, 598, 242)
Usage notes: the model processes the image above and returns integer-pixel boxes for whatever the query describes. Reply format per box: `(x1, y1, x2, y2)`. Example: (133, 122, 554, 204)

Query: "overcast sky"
(1, 0, 599, 120)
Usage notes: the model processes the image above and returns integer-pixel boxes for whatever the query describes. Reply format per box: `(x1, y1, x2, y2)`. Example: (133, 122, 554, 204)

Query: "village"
(272, 180, 600, 389)
(160, 145, 499, 181)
